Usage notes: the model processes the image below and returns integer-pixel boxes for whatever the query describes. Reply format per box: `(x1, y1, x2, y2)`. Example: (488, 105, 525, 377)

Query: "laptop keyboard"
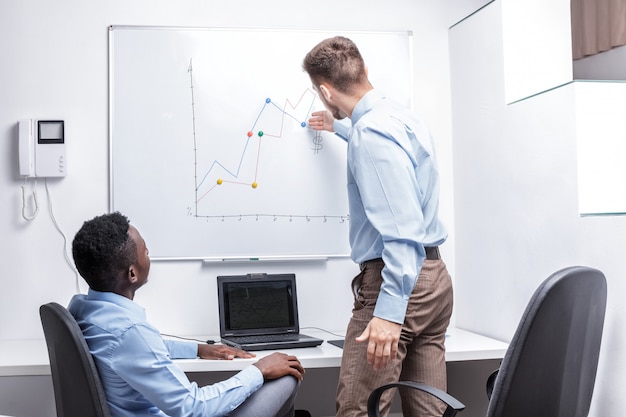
(227, 334, 303, 344)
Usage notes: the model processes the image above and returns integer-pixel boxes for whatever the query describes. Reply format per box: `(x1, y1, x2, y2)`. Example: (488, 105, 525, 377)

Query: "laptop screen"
(217, 273, 300, 336)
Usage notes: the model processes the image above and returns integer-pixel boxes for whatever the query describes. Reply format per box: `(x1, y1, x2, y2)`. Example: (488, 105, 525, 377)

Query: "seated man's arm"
(164, 338, 255, 360)
(114, 323, 263, 417)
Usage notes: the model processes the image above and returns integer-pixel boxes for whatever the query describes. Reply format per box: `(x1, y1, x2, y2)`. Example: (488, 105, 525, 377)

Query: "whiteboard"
(109, 26, 413, 260)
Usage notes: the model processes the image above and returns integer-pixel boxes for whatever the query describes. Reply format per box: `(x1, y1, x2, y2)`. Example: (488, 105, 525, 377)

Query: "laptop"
(217, 273, 324, 351)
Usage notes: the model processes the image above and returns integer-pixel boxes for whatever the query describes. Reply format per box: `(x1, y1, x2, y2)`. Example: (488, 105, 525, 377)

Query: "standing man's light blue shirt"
(68, 289, 263, 417)
(333, 89, 447, 325)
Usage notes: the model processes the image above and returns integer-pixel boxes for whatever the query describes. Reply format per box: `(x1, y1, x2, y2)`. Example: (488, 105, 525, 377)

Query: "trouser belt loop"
(425, 246, 441, 260)
(359, 258, 383, 271)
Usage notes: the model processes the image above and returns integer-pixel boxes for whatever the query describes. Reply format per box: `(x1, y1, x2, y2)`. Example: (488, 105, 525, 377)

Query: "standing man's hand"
(253, 352, 305, 381)
(356, 317, 401, 370)
(308, 110, 335, 132)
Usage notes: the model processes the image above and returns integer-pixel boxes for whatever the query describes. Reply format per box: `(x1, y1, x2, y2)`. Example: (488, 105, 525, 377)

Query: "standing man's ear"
(318, 84, 332, 102)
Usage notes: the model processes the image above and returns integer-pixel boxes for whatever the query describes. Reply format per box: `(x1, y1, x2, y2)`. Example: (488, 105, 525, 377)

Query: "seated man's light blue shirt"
(333, 89, 447, 324)
(68, 289, 263, 417)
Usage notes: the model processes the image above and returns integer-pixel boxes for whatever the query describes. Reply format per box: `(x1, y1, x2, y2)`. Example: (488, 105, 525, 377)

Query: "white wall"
(0, 1, 489, 416)
(0, 0, 477, 340)
(501, 0, 573, 103)
(574, 44, 626, 80)
(576, 81, 626, 215)
(450, 2, 626, 416)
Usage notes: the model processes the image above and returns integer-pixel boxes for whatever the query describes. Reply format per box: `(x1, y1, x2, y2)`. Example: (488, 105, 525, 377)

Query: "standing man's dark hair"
(72, 212, 137, 292)
(302, 36, 369, 95)
(303, 36, 453, 417)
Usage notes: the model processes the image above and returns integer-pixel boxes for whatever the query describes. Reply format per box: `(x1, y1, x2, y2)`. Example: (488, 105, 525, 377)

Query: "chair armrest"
(367, 381, 465, 417)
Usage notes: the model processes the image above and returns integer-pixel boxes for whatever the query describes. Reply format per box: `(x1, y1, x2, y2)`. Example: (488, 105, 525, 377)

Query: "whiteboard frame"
(108, 25, 414, 261)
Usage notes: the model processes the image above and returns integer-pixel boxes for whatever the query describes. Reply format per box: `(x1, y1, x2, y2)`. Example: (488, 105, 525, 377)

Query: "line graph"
(195, 91, 316, 196)
(187, 58, 345, 222)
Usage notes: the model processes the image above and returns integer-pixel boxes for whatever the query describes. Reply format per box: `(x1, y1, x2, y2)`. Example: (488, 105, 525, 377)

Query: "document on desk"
(327, 340, 344, 349)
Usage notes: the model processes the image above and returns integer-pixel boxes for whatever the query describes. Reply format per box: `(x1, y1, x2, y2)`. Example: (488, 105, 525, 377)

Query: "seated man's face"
(129, 225, 151, 287)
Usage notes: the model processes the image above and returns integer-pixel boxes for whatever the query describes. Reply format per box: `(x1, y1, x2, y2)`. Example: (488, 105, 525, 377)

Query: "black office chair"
(367, 265, 607, 417)
(40, 302, 111, 417)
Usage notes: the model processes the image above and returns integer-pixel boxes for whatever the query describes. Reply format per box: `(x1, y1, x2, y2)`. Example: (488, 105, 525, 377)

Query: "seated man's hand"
(198, 343, 256, 360)
(253, 352, 305, 381)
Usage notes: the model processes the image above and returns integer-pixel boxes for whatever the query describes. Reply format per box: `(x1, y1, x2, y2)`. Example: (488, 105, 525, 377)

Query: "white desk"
(0, 327, 507, 377)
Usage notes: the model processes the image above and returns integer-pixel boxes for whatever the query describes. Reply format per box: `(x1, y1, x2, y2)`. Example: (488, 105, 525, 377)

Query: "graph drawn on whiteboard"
(109, 26, 413, 259)
(187, 58, 345, 222)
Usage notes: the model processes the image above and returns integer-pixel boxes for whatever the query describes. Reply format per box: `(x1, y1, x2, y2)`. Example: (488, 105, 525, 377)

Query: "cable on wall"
(44, 178, 81, 293)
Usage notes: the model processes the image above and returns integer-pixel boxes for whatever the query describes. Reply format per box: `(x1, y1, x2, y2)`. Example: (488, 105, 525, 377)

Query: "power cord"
(301, 327, 345, 338)
(44, 178, 81, 293)
(161, 333, 216, 344)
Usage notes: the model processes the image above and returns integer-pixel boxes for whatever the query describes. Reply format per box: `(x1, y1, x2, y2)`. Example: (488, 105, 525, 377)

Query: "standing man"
(303, 36, 453, 417)
(69, 211, 305, 417)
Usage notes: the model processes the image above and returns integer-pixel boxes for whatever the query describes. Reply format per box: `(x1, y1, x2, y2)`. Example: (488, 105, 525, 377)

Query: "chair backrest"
(486, 266, 607, 417)
(40, 302, 111, 417)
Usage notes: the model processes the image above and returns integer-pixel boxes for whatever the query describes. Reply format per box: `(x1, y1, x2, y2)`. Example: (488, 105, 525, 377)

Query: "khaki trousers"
(336, 258, 453, 417)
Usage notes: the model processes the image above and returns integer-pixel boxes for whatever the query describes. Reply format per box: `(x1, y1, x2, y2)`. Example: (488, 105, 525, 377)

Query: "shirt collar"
(86, 288, 146, 320)
(351, 89, 385, 126)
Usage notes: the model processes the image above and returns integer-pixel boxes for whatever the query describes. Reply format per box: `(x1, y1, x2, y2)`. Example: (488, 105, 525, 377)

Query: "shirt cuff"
(164, 339, 198, 359)
(237, 365, 264, 393)
(373, 291, 408, 324)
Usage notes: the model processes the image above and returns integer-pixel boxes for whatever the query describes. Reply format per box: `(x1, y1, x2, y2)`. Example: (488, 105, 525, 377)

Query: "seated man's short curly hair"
(72, 212, 138, 292)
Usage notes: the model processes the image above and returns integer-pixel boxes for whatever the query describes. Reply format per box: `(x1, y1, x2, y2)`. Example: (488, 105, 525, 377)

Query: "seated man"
(69, 212, 305, 417)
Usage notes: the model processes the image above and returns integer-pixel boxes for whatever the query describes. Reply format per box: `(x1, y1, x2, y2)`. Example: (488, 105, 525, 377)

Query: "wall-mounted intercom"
(18, 119, 66, 177)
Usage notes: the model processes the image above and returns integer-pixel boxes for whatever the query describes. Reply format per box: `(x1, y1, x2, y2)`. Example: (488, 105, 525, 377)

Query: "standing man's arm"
(351, 127, 428, 370)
